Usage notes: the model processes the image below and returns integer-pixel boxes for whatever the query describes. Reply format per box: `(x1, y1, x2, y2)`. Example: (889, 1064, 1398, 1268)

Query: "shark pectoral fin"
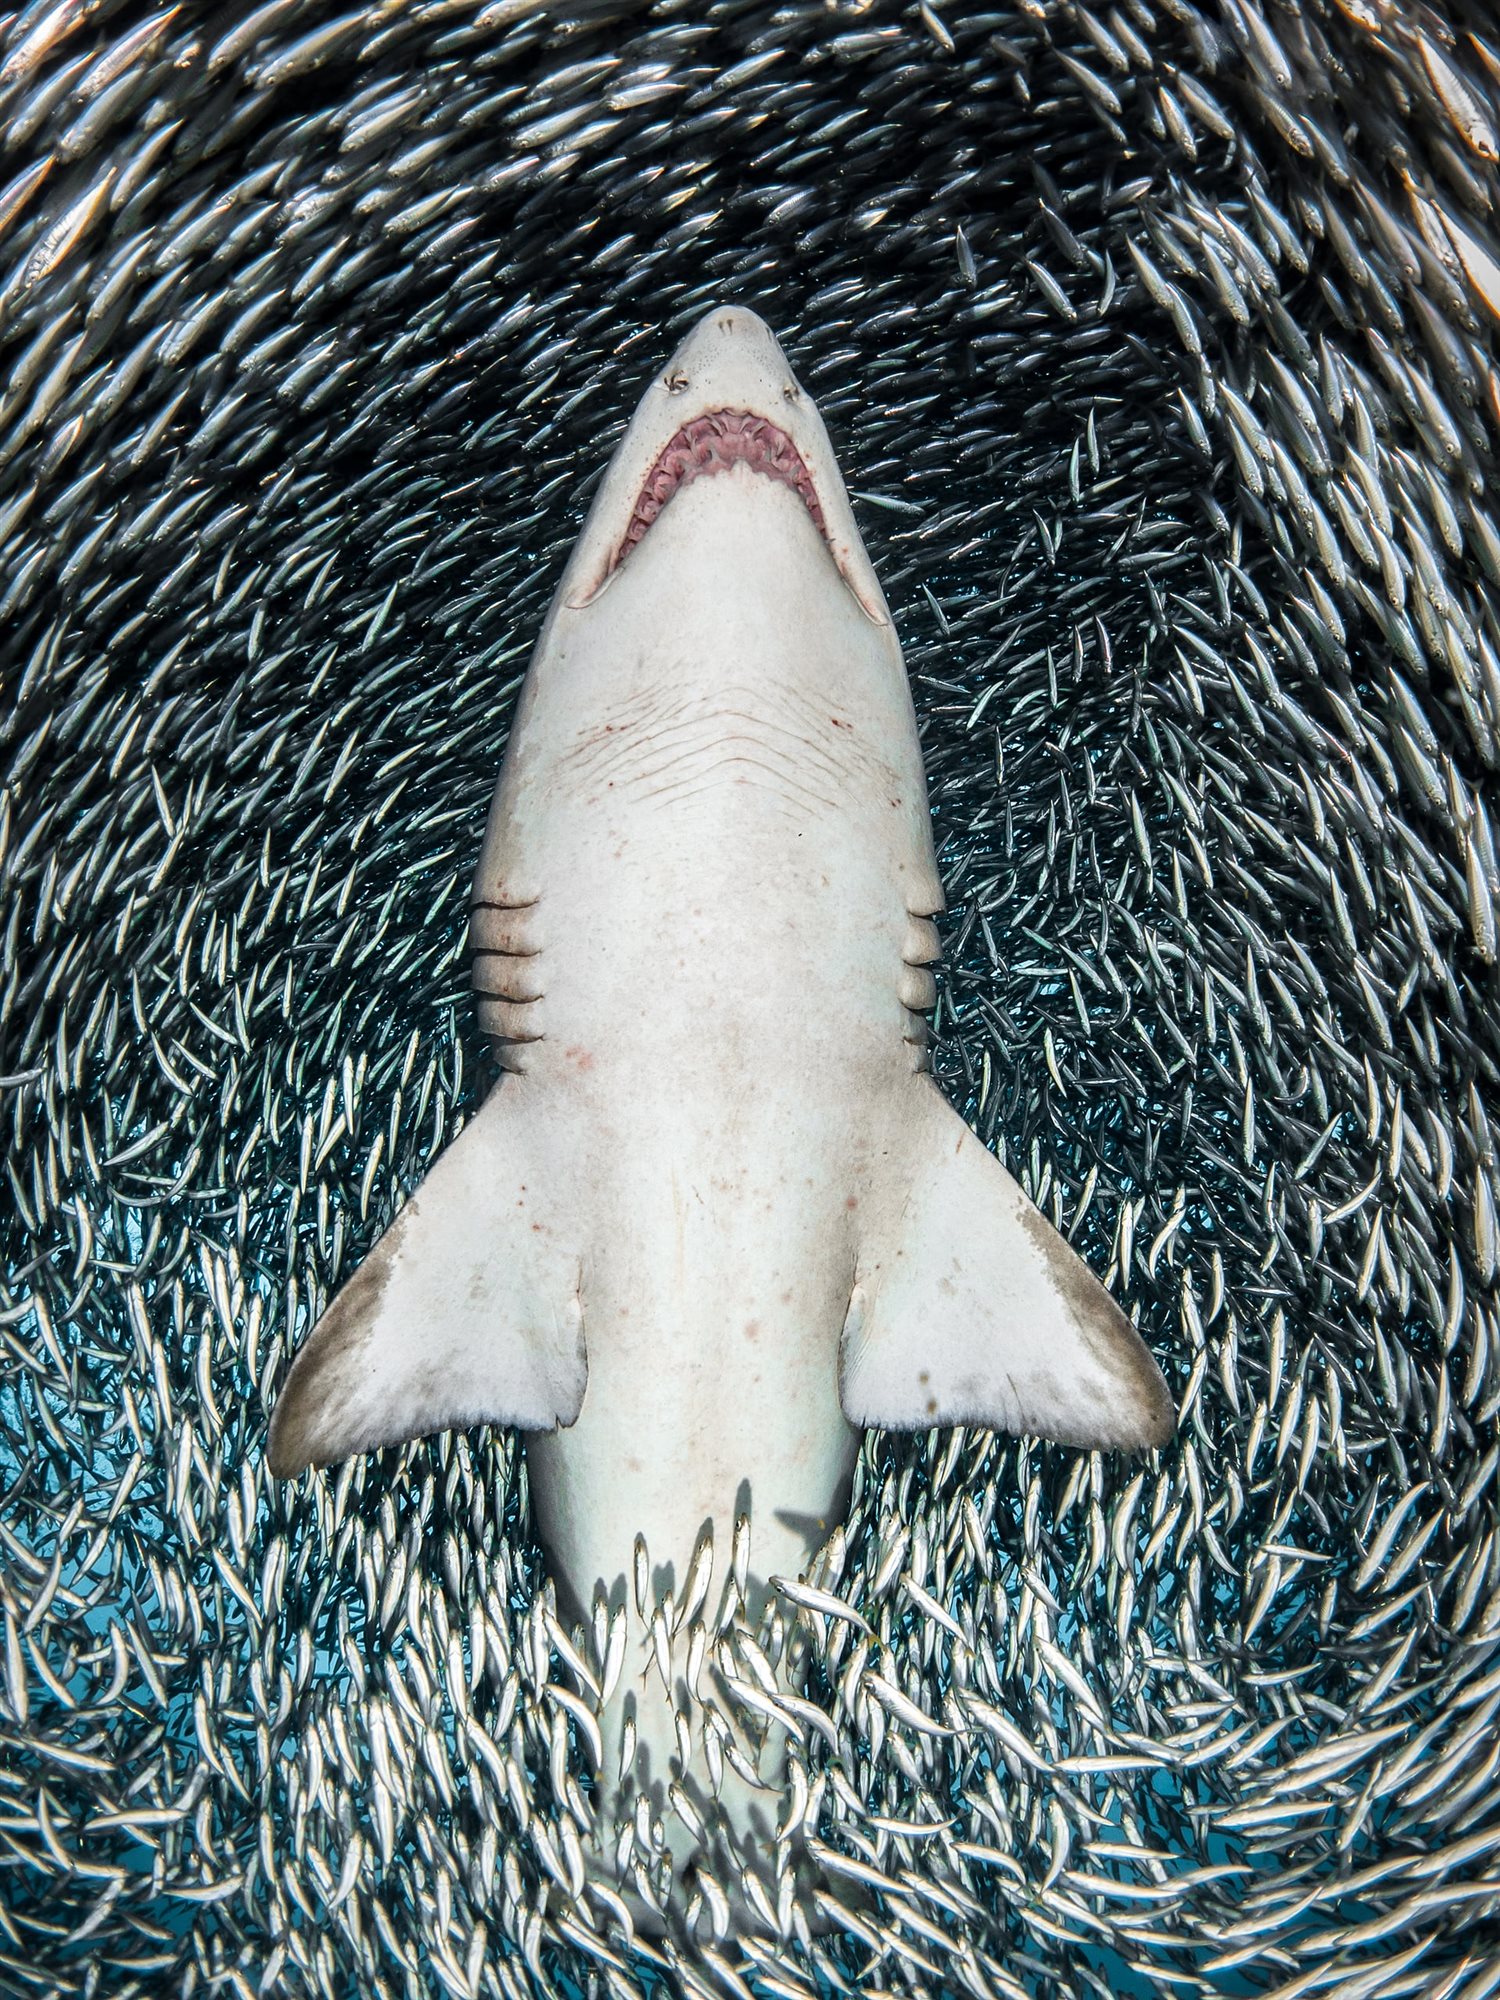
(840, 1084, 1174, 1453)
(266, 1089, 585, 1478)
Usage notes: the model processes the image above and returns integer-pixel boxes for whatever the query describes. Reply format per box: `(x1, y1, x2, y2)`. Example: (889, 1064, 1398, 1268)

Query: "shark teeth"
(617, 408, 828, 568)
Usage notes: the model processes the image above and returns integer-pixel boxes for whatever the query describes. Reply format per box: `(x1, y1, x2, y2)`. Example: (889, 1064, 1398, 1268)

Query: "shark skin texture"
(267, 306, 1175, 1918)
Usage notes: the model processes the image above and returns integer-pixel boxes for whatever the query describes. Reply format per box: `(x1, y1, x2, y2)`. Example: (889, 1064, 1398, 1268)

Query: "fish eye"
(665, 370, 690, 394)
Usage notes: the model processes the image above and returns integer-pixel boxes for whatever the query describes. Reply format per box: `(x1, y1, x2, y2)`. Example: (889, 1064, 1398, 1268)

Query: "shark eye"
(665, 370, 690, 394)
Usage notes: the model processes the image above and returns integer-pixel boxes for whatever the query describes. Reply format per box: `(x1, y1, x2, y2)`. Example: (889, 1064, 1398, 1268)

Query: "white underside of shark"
(268, 306, 1173, 1904)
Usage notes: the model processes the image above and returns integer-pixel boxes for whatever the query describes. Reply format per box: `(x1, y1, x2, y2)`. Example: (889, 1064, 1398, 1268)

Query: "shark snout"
(661, 306, 801, 411)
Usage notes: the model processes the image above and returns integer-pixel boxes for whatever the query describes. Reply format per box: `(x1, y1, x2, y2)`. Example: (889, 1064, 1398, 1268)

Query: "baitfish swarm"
(1, 0, 1499, 1994)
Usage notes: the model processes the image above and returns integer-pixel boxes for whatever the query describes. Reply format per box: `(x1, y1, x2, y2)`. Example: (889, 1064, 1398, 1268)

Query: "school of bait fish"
(1, 0, 1500, 1994)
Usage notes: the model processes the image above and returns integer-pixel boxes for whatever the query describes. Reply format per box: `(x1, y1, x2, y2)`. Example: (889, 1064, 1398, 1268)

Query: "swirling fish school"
(0, 2, 1498, 1997)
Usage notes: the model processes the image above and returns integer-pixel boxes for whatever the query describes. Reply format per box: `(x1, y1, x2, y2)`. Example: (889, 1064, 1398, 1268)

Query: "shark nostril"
(782, 383, 799, 402)
(665, 370, 689, 394)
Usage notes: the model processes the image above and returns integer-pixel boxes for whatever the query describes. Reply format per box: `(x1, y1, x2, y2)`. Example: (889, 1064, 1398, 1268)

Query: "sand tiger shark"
(268, 305, 1174, 1901)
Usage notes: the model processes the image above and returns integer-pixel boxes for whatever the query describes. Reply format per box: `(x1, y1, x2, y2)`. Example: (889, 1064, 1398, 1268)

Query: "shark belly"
(525, 1125, 862, 1626)
(499, 488, 907, 1604)
(479, 477, 930, 1850)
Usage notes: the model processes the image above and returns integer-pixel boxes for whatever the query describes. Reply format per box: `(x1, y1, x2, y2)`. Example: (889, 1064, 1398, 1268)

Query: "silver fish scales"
(1, 0, 1500, 1993)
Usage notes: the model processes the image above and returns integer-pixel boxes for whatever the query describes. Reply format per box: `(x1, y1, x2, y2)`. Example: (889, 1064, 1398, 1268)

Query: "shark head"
(556, 305, 890, 626)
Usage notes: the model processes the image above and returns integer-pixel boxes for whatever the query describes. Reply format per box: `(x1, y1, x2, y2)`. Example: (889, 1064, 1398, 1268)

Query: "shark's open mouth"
(617, 408, 828, 567)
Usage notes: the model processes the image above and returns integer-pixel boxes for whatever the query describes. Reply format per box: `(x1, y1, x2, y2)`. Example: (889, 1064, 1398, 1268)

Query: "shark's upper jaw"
(615, 408, 829, 573)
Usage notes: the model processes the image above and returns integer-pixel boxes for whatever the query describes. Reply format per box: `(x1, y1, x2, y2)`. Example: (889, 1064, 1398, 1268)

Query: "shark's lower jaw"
(616, 408, 827, 569)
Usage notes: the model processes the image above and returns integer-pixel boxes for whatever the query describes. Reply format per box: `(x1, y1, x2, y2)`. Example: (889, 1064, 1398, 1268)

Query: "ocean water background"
(1, 0, 1499, 1994)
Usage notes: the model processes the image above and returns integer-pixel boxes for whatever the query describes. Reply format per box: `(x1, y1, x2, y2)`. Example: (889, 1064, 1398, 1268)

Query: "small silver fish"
(2, 0, 1500, 1988)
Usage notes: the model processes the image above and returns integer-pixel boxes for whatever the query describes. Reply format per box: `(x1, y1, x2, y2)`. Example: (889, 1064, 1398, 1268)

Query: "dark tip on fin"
(265, 1226, 399, 1478)
(1017, 1204, 1176, 1452)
